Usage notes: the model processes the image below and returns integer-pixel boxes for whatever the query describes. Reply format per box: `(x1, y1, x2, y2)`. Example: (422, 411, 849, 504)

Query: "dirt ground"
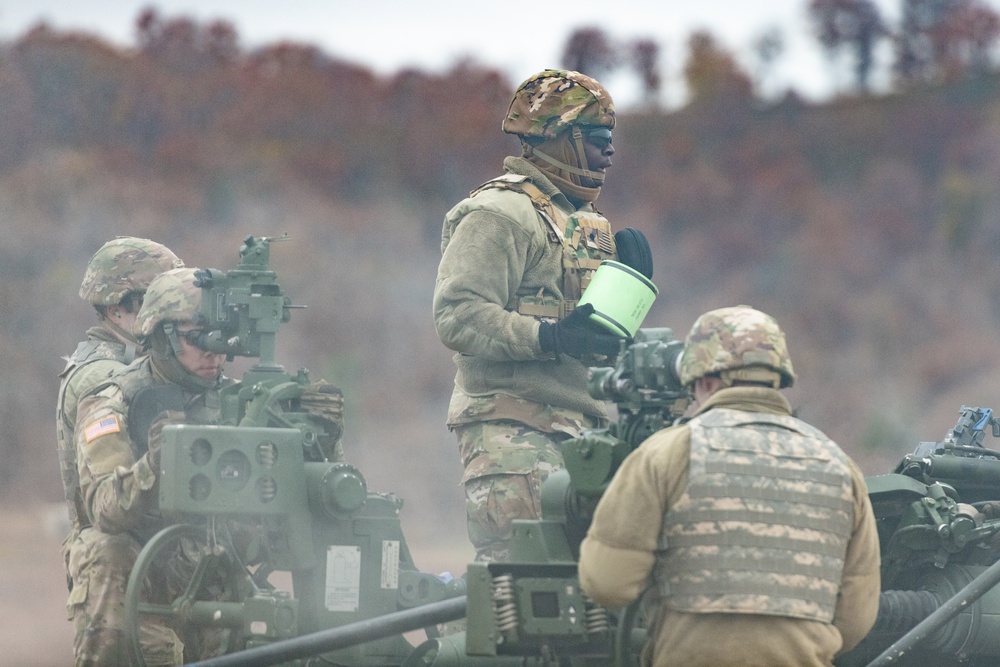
(0, 502, 473, 666)
(0, 504, 74, 667)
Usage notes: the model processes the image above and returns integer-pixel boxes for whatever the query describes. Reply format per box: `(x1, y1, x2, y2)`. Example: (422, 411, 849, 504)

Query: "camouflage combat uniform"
(579, 388, 881, 667)
(58, 327, 141, 546)
(58, 238, 183, 665)
(68, 267, 230, 666)
(434, 70, 620, 562)
(71, 355, 225, 665)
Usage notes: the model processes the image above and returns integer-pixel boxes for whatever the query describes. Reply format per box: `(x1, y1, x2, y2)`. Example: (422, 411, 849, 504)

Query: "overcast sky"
(3, 1, 1000, 108)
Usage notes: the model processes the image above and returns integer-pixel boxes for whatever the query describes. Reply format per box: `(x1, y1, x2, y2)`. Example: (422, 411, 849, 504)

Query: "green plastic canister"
(577, 260, 658, 338)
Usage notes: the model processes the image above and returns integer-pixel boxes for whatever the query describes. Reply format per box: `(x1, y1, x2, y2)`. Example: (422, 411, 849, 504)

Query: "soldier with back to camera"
(57, 237, 183, 665)
(71, 267, 230, 665)
(433, 68, 654, 563)
(578, 305, 881, 667)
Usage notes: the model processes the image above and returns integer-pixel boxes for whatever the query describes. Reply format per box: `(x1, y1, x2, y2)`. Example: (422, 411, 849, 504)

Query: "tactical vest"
(56, 338, 137, 531)
(471, 174, 616, 320)
(70, 359, 223, 533)
(103, 359, 223, 458)
(656, 408, 855, 623)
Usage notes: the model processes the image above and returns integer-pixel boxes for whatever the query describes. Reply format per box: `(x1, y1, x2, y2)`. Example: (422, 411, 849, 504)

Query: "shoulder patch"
(83, 416, 121, 442)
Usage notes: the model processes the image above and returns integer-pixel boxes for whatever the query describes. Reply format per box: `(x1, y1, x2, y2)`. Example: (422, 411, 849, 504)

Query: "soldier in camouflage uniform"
(70, 267, 229, 665)
(57, 237, 183, 661)
(434, 69, 653, 562)
(578, 306, 881, 667)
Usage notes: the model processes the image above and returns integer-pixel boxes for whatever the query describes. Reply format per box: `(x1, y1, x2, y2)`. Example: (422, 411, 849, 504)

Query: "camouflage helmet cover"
(502, 69, 615, 139)
(134, 267, 203, 337)
(679, 305, 796, 388)
(79, 237, 184, 305)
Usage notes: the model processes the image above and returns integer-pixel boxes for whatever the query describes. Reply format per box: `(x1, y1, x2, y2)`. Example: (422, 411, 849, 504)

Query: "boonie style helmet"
(79, 237, 184, 306)
(679, 305, 796, 389)
(134, 267, 203, 338)
(502, 69, 615, 139)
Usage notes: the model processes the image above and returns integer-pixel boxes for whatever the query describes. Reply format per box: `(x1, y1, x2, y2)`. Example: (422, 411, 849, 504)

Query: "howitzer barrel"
(921, 455, 1000, 494)
(187, 596, 467, 667)
(866, 559, 1000, 666)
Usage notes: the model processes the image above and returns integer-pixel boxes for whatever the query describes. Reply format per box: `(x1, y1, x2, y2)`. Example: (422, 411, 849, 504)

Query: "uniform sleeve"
(76, 388, 158, 534)
(578, 428, 690, 608)
(61, 359, 121, 430)
(833, 459, 881, 653)
(433, 207, 545, 361)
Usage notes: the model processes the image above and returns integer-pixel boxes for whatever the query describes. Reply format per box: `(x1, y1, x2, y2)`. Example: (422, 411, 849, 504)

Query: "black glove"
(615, 228, 653, 279)
(538, 303, 623, 358)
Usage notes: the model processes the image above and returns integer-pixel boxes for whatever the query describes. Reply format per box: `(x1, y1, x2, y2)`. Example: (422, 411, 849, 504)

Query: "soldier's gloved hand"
(146, 409, 186, 473)
(538, 303, 623, 358)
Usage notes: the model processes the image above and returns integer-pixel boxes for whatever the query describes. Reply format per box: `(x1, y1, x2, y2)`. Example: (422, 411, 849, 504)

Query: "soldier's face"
(173, 321, 225, 379)
(581, 128, 614, 187)
(583, 128, 613, 156)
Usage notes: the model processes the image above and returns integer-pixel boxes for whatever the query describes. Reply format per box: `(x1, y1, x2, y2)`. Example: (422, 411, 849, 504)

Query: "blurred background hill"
(6, 1, 1000, 663)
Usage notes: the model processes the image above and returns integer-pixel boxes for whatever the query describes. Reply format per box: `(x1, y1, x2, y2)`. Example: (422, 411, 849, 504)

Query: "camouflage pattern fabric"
(57, 329, 138, 597)
(448, 391, 603, 434)
(656, 408, 855, 622)
(71, 357, 223, 664)
(502, 69, 615, 138)
(79, 237, 183, 306)
(436, 157, 614, 419)
(455, 419, 579, 562)
(134, 268, 204, 338)
(679, 305, 796, 388)
(469, 176, 615, 314)
(66, 528, 183, 666)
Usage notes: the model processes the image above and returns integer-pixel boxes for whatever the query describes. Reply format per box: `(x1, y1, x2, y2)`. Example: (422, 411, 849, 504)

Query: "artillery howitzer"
(134, 262, 691, 667)
(836, 406, 1000, 667)
(122, 235, 466, 666)
(140, 246, 1000, 667)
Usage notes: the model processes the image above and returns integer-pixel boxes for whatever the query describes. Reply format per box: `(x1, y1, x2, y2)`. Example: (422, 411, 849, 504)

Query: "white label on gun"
(381, 540, 400, 589)
(325, 545, 361, 612)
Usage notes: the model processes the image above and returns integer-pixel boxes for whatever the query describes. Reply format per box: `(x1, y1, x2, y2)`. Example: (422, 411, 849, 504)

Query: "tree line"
(4, 4, 1000, 519)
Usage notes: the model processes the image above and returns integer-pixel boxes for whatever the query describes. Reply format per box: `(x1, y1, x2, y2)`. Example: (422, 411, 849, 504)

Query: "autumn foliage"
(4, 10, 1000, 534)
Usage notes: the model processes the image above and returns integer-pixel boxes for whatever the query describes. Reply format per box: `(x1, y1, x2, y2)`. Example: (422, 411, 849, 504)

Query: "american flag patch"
(84, 416, 121, 442)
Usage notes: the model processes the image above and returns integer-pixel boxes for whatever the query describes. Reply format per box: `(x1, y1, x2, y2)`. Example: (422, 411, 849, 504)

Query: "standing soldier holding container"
(433, 68, 653, 563)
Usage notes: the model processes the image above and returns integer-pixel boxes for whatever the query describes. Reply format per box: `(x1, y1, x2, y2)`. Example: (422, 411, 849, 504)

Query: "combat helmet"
(134, 267, 203, 338)
(679, 305, 796, 389)
(79, 237, 184, 306)
(502, 69, 615, 139)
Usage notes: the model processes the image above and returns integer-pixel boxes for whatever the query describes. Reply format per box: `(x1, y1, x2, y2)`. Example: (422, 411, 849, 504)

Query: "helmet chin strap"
(161, 322, 185, 357)
(149, 326, 219, 392)
(529, 127, 606, 183)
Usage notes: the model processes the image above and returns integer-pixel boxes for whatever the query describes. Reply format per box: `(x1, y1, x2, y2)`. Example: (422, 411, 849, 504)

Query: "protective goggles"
(584, 127, 613, 150)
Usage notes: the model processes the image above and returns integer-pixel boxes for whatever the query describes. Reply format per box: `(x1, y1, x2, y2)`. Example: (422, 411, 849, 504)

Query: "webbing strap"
(666, 531, 848, 558)
(667, 507, 852, 535)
